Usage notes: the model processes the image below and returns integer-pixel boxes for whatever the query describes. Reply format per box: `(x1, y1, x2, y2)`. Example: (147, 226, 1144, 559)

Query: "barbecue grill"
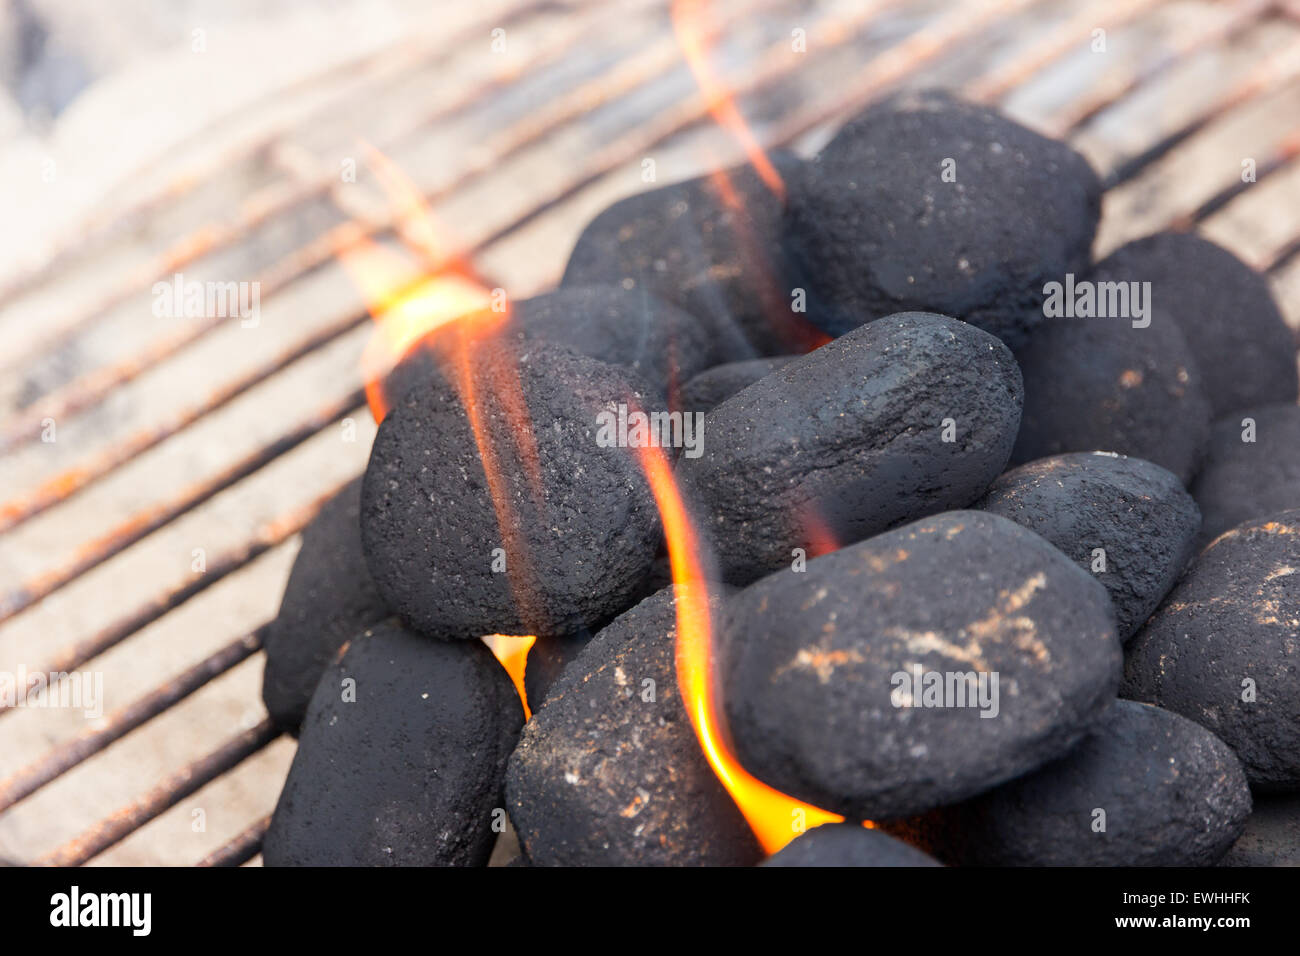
(1, 0, 1299, 867)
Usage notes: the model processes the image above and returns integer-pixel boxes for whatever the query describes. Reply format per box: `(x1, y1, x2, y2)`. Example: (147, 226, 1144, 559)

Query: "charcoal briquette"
(521, 629, 594, 709)
(1091, 232, 1298, 417)
(561, 153, 826, 358)
(722, 510, 1120, 821)
(676, 312, 1023, 585)
(361, 342, 662, 640)
(1192, 402, 1300, 546)
(1011, 257, 1213, 483)
(1123, 509, 1300, 790)
(893, 700, 1250, 866)
(505, 585, 763, 866)
(678, 356, 797, 414)
(783, 89, 1101, 348)
(261, 477, 390, 732)
(762, 824, 940, 867)
(1219, 793, 1300, 867)
(264, 621, 524, 866)
(977, 452, 1200, 641)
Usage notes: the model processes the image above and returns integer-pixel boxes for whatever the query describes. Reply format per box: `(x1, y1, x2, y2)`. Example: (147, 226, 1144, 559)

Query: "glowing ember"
(634, 442, 844, 854)
(482, 634, 538, 720)
(672, 0, 786, 200)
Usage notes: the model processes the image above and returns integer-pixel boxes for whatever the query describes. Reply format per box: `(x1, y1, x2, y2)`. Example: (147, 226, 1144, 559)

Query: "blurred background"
(0, 0, 1298, 866)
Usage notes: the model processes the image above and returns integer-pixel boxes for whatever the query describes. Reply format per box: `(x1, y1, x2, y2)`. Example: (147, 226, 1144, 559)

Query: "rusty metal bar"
(0, 390, 363, 621)
(1178, 127, 1300, 234)
(34, 719, 281, 867)
(1103, 34, 1300, 188)
(1049, 0, 1277, 136)
(0, 486, 339, 721)
(0, 0, 752, 447)
(0, 629, 264, 813)
(0, 0, 563, 312)
(197, 815, 270, 867)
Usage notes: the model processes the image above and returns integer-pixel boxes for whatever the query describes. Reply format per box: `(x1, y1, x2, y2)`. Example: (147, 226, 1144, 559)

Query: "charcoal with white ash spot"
(264, 621, 523, 866)
(505, 585, 762, 866)
(1123, 509, 1300, 790)
(977, 452, 1200, 641)
(721, 510, 1120, 820)
(676, 312, 1023, 585)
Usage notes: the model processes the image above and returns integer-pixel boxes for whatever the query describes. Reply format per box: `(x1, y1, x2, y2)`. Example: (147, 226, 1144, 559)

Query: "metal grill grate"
(1, 0, 1298, 866)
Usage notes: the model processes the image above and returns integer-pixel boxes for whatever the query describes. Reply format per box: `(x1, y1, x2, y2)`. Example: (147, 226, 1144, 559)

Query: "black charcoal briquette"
(762, 824, 940, 867)
(977, 452, 1200, 640)
(678, 356, 797, 414)
(676, 312, 1023, 585)
(1123, 510, 1300, 790)
(264, 621, 524, 866)
(1011, 259, 1213, 483)
(261, 477, 389, 732)
(505, 586, 762, 866)
(1092, 232, 1298, 417)
(361, 341, 662, 640)
(562, 154, 825, 358)
(893, 700, 1250, 866)
(722, 510, 1120, 821)
(1219, 794, 1300, 867)
(1192, 402, 1300, 546)
(783, 89, 1100, 348)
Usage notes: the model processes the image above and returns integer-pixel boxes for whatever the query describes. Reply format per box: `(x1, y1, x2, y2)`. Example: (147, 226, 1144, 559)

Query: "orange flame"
(482, 634, 538, 720)
(672, 0, 785, 200)
(342, 146, 545, 703)
(635, 443, 843, 854)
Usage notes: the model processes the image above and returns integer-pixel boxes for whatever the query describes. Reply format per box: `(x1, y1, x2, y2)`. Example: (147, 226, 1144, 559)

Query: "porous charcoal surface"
(676, 312, 1023, 585)
(722, 510, 1120, 820)
(1092, 233, 1298, 416)
(261, 477, 390, 732)
(264, 621, 523, 866)
(522, 629, 594, 709)
(783, 89, 1100, 348)
(893, 701, 1250, 866)
(678, 356, 797, 414)
(1124, 510, 1300, 790)
(362, 341, 662, 640)
(762, 824, 940, 867)
(1011, 259, 1212, 483)
(506, 585, 762, 866)
(977, 452, 1200, 641)
(1192, 403, 1300, 546)
(1219, 794, 1300, 866)
(562, 153, 826, 358)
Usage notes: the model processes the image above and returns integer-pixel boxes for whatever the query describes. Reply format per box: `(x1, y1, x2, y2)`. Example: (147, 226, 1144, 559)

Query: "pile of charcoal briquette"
(259, 89, 1299, 867)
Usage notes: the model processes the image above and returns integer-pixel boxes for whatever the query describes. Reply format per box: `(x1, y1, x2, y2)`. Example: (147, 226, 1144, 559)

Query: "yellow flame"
(482, 634, 538, 720)
(672, 0, 785, 200)
(634, 443, 843, 854)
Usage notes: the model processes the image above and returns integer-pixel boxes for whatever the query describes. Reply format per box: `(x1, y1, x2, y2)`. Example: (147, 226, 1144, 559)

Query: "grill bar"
(197, 815, 270, 868)
(0, 630, 264, 813)
(34, 719, 281, 868)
